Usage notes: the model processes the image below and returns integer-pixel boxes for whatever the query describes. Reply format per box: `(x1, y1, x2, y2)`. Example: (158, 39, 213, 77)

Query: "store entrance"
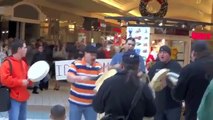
(25, 23, 40, 42)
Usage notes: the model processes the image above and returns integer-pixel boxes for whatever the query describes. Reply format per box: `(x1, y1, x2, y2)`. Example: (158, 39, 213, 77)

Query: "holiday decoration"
(139, 0, 168, 17)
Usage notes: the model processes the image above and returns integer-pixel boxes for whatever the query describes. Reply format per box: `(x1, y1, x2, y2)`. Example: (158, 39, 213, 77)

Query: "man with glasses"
(1, 39, 31, 120)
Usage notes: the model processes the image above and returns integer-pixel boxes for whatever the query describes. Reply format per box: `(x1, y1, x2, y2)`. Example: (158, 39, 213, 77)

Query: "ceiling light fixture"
(105, 16, 213, 30)
(159, 22, 163, 26)
(201, 25, 205, 30)
(181, 24, 187, 28)
(136, 21, 140, 24)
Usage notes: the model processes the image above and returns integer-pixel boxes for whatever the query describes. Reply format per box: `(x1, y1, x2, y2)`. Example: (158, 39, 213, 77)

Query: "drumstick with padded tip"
(166, 72, 179, 86)
(94, 69, 117, 91)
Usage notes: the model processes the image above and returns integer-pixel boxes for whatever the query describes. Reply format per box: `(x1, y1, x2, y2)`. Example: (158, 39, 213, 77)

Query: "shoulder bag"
(0, 58, 12, 112)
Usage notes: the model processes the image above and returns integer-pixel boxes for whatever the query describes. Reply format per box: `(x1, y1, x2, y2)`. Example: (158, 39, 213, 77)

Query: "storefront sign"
(191, 32, 211, 40)
(100, 23, 106, 28)
(126, 27, 151, 60)
(55, 59, 111, 80)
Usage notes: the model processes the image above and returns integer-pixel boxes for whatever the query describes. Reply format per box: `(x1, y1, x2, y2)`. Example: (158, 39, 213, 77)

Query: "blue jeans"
(34, 75, 49, 87)
(9, 99, 27, 120)
(69, 103, 97, 120)
(154, 107, 181, 120)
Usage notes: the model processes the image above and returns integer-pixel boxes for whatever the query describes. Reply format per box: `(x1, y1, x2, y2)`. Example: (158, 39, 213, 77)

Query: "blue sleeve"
(139, 56, 146, 72)
(110, 53, 119, 65)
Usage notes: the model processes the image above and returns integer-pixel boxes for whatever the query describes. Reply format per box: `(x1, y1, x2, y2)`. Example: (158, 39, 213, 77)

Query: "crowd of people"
(0, 37, 213, 120)
(0, 37, 113, 92)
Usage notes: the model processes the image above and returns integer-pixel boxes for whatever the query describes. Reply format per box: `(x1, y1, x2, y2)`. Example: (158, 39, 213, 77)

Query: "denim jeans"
(9, 99, 27, 120)
(154, 107, 181, 120)
(34, 75, 49, 87)
(69, 103, 97, 120)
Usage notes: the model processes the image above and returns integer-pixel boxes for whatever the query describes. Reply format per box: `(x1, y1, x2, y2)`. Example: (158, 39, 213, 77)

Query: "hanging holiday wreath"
(139, 0, 168, 17)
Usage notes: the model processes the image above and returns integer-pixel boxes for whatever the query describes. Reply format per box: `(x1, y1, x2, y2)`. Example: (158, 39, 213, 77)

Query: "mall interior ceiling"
(1, 0, 213, 31)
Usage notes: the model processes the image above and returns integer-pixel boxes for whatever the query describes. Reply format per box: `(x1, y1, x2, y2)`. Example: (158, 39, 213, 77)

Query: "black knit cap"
(84, 45, 97, 53)
(192, 41, 208, 52)
(159, 45, 171, 55)
(122, 50, 140, 64)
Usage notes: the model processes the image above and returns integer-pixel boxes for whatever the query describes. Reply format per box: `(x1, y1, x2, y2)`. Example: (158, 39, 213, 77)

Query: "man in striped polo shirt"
(67, 45, 102, 120)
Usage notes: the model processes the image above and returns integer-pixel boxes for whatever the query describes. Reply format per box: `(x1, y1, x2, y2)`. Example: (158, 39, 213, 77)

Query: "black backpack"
(0, 58, 12, 112)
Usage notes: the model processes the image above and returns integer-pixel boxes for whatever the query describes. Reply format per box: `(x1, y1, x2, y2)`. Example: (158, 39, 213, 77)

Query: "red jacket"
(0, 56, 31, 102)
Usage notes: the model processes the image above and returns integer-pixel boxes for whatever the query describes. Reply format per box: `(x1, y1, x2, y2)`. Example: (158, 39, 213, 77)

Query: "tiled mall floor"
(0, 80, 154, 120)
(0, 80, 106, 120)
(0, 80, 71, 120)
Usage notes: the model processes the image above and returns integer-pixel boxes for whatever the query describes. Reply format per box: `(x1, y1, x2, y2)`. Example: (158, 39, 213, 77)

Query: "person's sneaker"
(43, 82, 49, 90)
(54, 88, 59, 91)
(39, 86, 43, 91)
(32, 86, 39, 94)
(39, 84, 43, 91)
(32, 90, 39, 94)
(27, 86, 33, 90)
(44, 87, 48, 90)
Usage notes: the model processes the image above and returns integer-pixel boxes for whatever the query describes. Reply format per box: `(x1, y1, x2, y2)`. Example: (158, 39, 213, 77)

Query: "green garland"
(139, 0, 168, 17)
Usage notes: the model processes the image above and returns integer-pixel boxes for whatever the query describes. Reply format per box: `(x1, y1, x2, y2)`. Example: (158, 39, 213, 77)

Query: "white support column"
(20, 22, 25, 40)
(184, 38, 191, 66)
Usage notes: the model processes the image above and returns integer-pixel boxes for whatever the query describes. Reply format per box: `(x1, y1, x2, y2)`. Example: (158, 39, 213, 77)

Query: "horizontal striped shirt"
(68, 57, 102, 106)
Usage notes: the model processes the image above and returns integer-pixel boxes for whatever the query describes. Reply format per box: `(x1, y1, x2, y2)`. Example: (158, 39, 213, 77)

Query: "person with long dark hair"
(31, 42, 48, 94)
(93, 51, 156, 120)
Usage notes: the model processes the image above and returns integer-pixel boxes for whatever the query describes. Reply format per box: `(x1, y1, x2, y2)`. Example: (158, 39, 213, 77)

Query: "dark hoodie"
(172, 41, 213, 120)
(172, 54, 213, 120)
(148, 60, 182, 111)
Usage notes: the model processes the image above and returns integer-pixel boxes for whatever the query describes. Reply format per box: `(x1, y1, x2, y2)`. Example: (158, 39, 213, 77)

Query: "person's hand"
(22, 79, 29, 86)
(93, 89, 98, 93)
(160, 77, 167, 88)
(113, 64, 121, 69)
(137, 71, 144, 78)
(79, 76, 90, 81)
(166, 77, 176, 89)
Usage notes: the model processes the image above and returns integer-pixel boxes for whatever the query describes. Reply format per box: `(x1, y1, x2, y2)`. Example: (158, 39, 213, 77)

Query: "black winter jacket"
(93, 71, 156, 120)
(172, 55, 213, 120)
(148, 60, 182, 112)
